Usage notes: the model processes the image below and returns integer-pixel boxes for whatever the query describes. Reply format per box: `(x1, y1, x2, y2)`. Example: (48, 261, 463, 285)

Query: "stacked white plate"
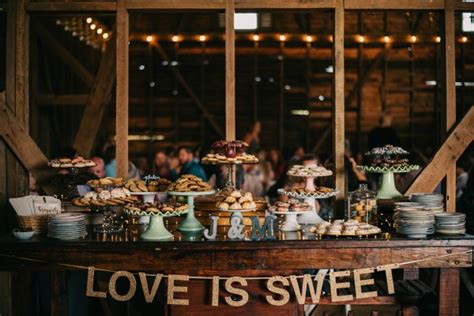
(434, 213, 466, 235)
(48, 213, 87, 240)
(394, 207, 435, 238)
(410, 193, 445, 214)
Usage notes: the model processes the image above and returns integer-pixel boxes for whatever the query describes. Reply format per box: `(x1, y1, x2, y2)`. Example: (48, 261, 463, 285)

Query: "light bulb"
(279, 34, 286, 42)
(252, 34, 260, 41)
(96, 28, 103, 35)
(305, 35, 313, 43)
(410, 35, 417, 43)
(383, 36, 390, 43)
(172, 35, 180, 42)
(86, 17, 92, 24)
(146, 35, 153, 42)
(435, 36, 441, 43)
(90, 23, 96, 30)
(199, 35, 207, 42)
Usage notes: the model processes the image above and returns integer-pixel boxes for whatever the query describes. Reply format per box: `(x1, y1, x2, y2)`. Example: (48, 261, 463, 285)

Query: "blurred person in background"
(153, 150, 171, 179)
(268, 148, 285, 183)
(103, 146, 140, 179)
(368, 111, 400, 149)
(243, 121, 262, 154)
(174, 146, 207, 181)
(89, 157, 106, 178)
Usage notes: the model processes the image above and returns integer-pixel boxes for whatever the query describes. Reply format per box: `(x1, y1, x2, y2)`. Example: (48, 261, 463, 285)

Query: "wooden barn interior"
(0, 1, 474, 315)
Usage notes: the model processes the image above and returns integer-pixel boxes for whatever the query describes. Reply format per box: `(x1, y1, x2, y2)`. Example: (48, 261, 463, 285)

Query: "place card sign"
(86, 264, 397, 305)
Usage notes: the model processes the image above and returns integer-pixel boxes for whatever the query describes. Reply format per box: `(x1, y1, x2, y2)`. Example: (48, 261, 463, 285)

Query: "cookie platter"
(48, 157, 96, 169)
(277, 188, 339, 199)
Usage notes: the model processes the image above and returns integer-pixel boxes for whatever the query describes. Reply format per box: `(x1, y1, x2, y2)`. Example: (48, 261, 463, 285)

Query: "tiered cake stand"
(270, 210, 308, 231)
(130, 192, 159, 203)
(168, 190, 215, 232)
(125, 207, 188, 240)
(358, 165, 419, 199)
(202, 160, 258, 192)
(278, 173, 338, 225)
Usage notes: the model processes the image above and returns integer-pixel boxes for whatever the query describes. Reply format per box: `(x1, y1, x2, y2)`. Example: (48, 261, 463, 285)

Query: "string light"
(96, 28, 103, 35)
(435, 36, 441, 43)
(171, 35, 180, 42)
(90, 23, 96, 30)
(461, 36, 468, 43)
(102, 33, 109, 40)
(199, 34, 207, 42)
(146, 35, 153, 42)
(356, 35, 365, 43)
(305, 35, 313, 43)
(383, 36, 390, 43)
(410, 35, 417, 43)
(252, 34, 260, 41)
(328, 35, 333, 43)
(86, 17, 92, 24)
(278, 34, 287, 42)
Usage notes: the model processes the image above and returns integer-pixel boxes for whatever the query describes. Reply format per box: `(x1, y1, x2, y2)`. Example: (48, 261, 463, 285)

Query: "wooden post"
(439, 268, 460, 316)
(225, 0, 235, 141)
(74, 36, 116, 157)
(116, 0, 129, 178)
(333, 0, 345, 197)
(443, 0, 456, 212)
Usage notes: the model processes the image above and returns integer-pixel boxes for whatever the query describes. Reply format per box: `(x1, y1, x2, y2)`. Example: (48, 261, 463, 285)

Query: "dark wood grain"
(439, 268, 460, 316)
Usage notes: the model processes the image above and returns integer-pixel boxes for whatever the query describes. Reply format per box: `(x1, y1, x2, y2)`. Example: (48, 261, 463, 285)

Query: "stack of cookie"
(72, 188, 137, 207)
(49, 157, 96, 169)
(312, 219, 381, 236)
(125, 201, 188, 215)
(216, 190, 256, 210)
(87, 177, 125, 188)
(290, 187, 334, 194)
(271, 199, 311, 212)
(287, 165, 333, 178)
(201, 152, 259, 164)
(365, 144, 410, 168)
(124, 178, 171, 192)
(168, 175, 212, 192)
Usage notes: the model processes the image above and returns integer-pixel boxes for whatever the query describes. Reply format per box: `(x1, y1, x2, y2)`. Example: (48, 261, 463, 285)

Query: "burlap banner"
(1, 249, 471, 306)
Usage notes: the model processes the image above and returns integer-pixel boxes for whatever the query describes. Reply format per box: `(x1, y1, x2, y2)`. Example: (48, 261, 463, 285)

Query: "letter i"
(212, 276, 219, 306)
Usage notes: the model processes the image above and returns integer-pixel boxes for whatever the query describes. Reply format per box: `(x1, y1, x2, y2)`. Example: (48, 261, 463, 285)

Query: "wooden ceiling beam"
(405, 106, 474, 199)
(33, 21, 95, 89)
(74, 33, 116, 157)
(26, 2, 117, 12)
(0, 93, 55, 195)
(344, 0, 444, 10)
(151, 42, 225, 138)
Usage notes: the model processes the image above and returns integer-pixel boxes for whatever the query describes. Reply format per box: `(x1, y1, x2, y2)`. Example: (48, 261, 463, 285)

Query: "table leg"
(439, 268, 460, 316)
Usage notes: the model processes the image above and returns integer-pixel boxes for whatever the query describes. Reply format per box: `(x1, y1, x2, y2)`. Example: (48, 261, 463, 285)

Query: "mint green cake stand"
(359, 165, 419, 199)
(125, 208, 188, 241)
(168, 190, 215, 232)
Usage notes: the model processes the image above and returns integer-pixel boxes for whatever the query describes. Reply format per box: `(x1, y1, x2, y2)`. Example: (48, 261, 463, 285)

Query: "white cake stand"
(270, 210, 308, 231)
(130, 191, 159, 204)
(168, 190, 215, 232)
(124, 208, 188, 240)
(278, 186, 339, 225)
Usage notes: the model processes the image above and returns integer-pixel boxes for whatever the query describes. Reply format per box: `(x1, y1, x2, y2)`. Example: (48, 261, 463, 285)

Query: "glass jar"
(347, 184, 378, 224)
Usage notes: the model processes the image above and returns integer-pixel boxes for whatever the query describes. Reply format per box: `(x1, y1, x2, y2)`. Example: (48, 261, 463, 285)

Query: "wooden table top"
(0, 226, 472, 271)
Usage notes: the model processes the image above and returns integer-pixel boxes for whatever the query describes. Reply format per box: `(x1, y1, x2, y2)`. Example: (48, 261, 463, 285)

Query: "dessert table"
(0, 225, 472, 315)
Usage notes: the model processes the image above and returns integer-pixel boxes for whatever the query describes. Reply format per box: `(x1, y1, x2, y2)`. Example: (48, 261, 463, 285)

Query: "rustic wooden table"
(0, 227, 472, 316)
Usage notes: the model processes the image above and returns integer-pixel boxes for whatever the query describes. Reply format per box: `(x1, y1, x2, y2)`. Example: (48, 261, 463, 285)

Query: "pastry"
(287, 164, 333, 178)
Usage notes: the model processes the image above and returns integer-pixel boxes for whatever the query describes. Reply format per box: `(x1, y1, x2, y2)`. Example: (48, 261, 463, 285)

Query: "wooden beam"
(333, 0, 345, 198)
(27, 2, 117, 12)
(151, 42, 224, 138)
(439, 269, 460, 316)
(116, 0, 129, 179)
(74, 35, 116, 157)
(33, 21, 95, 89)
(0, 93, 55, 194)
(35, 94, 90, 106)
(405, 106, 474, 196)
(344, 0, 444, 9)
(444, 0, 456, 212)
(125, 0, 337, 9)
(225, 0, 235, 141)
